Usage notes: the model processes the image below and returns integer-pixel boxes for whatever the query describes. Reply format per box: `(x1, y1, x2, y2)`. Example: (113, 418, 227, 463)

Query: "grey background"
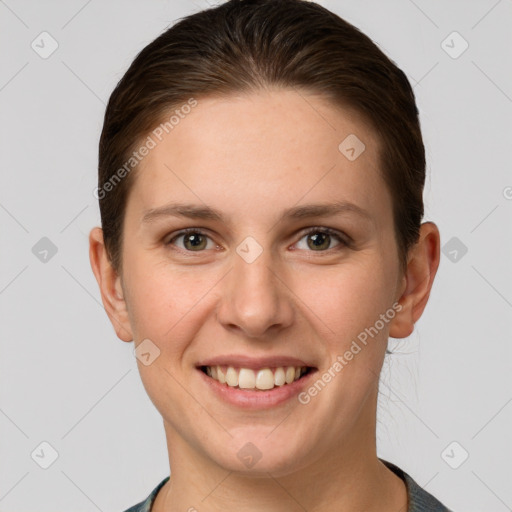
(1, 0, 511, 510)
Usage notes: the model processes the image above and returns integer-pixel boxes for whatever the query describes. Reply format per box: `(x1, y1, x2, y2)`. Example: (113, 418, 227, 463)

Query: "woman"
(89, 0, 450, 510)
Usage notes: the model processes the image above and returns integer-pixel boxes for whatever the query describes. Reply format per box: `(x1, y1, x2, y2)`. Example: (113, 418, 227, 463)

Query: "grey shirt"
(123, 458, 453, 512)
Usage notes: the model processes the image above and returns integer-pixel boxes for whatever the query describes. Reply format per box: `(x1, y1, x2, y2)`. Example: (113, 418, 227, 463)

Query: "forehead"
(126, 89, 392, 228)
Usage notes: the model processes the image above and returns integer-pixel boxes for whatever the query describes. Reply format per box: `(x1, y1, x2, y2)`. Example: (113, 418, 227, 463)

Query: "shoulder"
(121, 476, 170, 512)
(123, 465, 454, 512)
(380, 458, 454, 512)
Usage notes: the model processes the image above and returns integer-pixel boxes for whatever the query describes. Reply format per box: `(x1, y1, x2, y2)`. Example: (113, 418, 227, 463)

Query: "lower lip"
(197, 368, 316, 409)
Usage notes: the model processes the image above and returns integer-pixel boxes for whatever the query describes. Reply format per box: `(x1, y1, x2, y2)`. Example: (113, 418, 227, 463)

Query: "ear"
(389, 222, 441, 339)
(89, 226, 133, 342)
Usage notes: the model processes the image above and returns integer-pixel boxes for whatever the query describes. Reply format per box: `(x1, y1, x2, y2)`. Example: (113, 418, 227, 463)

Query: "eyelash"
(166, 226, 350, 254)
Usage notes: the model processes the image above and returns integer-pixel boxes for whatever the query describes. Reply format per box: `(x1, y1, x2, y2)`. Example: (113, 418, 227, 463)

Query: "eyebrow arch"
(141, 201, 372, 225)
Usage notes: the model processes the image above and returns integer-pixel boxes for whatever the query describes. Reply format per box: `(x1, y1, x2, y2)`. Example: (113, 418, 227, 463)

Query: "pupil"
(309, 232, 329, 250)
(186, 233, 204, 249)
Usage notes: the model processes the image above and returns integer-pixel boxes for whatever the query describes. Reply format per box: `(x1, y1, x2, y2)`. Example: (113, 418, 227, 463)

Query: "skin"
(89, 89, 440, 512)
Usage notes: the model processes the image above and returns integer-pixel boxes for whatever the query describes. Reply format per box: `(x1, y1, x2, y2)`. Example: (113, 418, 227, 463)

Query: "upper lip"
(196, 355, 316, 370)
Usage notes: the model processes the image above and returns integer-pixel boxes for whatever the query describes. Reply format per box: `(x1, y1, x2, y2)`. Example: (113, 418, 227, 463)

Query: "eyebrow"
(141, 201, 372, 225)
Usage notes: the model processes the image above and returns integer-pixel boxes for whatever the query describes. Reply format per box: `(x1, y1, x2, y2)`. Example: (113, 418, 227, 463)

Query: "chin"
(207, 432, 313, 477)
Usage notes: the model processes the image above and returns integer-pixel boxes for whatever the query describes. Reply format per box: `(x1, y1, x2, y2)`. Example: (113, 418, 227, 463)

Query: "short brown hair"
(98, 0, 425, 273)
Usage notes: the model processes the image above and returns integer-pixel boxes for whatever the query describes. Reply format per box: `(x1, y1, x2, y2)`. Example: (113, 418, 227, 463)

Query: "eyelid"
(166, 227, 219, 251)
(297, 226, 350, 243)
(294, 226, 351, 250)
(166, 225, 351, 253)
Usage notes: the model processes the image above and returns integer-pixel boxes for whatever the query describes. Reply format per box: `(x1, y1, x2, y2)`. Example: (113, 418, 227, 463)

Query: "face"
(116, 89, 406, 476)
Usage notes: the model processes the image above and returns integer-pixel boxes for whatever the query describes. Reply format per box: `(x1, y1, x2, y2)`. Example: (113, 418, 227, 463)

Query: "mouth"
(198, 365, 316, 391)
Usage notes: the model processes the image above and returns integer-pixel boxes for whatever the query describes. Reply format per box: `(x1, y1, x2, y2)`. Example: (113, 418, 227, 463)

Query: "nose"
(216, 244, 295, 339)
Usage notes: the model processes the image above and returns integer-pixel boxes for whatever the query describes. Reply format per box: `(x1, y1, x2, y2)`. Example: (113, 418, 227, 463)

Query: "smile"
(200, 365, 312, 391)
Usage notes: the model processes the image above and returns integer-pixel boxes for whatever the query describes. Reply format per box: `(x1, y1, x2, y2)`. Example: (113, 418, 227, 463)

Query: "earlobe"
(88, 227, 134, 342)
(389, 222, 441, 339)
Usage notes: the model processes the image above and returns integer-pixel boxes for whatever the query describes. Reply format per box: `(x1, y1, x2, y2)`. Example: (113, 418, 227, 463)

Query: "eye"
(167, 228, 216, 252)
(294, 227, 348, 252)
(166, 226, 349, 254)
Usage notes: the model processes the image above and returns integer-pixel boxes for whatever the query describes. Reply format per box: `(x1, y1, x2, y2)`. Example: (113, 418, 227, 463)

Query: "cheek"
(125, 262, 213, 404)
(122, 254, 209, 348)
(294, 257, 396, 345)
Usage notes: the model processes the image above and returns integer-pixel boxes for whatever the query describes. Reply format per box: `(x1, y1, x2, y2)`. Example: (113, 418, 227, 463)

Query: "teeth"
(225, 367, 238, 387)
(274, 367, 286, 386)
(238, 368, 256, 389)
(203, 365, 308, 390)
(255, 368, 274, 390)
